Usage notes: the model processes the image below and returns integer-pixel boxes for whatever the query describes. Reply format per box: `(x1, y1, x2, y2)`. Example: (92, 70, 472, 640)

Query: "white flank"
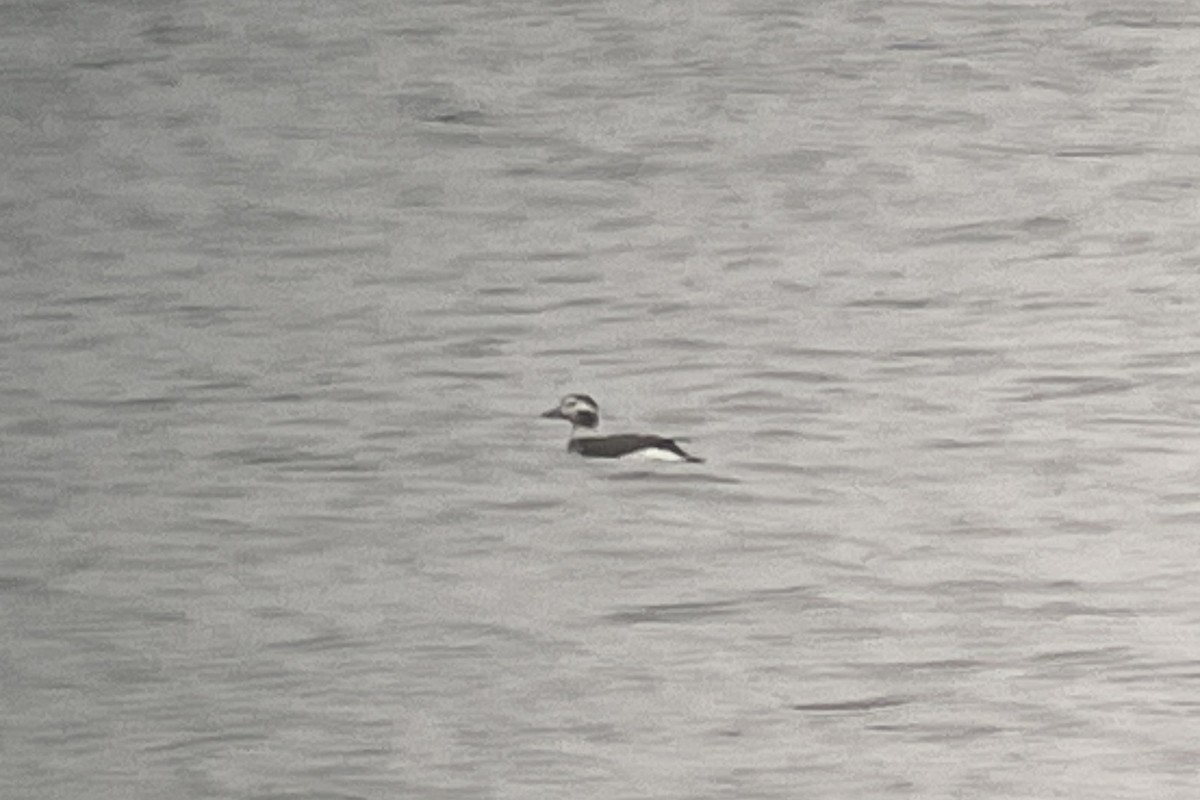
(622, 446, 687, 462)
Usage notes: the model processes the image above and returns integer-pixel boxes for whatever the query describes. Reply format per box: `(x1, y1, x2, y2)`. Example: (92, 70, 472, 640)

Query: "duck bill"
(540, 407, 566, 419)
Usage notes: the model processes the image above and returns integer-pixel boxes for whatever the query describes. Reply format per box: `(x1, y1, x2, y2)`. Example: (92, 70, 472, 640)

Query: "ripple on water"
(604, 599, 744, 625)
(792, 696, 911, 713)
(1005, 376, 1137, 403)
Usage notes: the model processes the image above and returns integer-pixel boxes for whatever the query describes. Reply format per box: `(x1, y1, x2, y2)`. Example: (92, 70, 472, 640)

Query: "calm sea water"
(4, 1, 1200, 798)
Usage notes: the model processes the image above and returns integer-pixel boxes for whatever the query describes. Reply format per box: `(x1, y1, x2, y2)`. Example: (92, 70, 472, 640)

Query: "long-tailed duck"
(540, 393, 704, 463)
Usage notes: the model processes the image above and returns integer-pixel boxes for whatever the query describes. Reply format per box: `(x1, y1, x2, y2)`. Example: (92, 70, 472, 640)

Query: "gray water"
(4, 0, 1200, 797)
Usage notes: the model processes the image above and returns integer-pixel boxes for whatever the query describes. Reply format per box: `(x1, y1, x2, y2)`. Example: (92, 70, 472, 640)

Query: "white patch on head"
(622, 446, 687, 462)
(563, 395, 598, 415)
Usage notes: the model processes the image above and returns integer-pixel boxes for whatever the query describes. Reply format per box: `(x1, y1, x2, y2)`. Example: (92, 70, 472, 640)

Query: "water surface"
(4, 1, 1200, 798)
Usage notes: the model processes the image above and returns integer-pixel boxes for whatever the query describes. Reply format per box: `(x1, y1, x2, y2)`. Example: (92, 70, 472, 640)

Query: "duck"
(540, 393, 704, 463)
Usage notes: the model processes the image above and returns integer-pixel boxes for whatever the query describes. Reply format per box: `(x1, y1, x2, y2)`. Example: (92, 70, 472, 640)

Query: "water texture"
(3, 1, 1200, 798)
